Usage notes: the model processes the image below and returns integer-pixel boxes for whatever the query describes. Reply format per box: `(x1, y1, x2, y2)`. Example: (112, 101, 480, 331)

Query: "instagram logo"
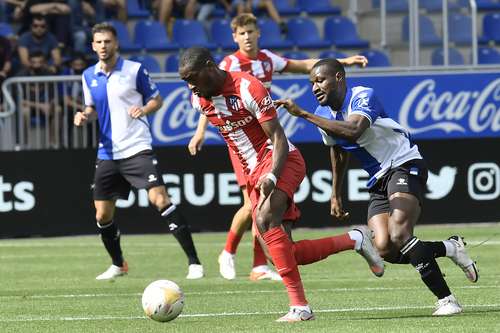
(467, 163, 500, 200)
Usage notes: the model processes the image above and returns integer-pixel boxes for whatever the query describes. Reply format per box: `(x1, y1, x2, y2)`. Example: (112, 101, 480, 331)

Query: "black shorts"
(367, 159, 428, 220)
(93, 150, 164, 200)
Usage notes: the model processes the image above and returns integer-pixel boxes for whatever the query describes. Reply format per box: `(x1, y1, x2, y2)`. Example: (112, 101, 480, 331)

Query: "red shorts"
(247, 149, 305, 224)
(228, 148, 247, 187)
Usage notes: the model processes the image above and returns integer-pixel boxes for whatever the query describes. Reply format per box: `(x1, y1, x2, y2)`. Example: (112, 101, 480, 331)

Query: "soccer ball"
(141, 279, 185, 322)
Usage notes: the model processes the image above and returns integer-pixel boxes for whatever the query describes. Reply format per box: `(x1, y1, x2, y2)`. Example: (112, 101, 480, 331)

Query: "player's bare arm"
(74, 105, 96, 126)
(257, 117, 289, 207)
(188, 114, 209, 156)
(275, 99, 370, 142)
(337, 55, 368, 68)
(128, 94, 163, 119)
(330, 145, 350, 221)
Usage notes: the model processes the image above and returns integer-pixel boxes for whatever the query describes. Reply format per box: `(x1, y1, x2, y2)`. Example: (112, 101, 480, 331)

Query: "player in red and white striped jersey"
(188, 13, 368, 282)
(180, 47, 383, 322)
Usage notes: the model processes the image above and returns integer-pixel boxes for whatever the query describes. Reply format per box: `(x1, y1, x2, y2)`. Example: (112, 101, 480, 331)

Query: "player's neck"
(240, 48, 259, 59)
(99, 55, 118, 74)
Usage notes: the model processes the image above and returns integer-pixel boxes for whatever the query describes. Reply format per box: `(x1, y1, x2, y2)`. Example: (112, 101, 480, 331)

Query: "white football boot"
(95, 261, 128, 280)
(186, 264, 204, 279)
(353, 226, 385, 277)
(433, 294, 463, 316)
(276, 307, 315, 322)
(218, 250, 236, 280)
(249, 265, 282, 281)
(446, 236, 479, 283)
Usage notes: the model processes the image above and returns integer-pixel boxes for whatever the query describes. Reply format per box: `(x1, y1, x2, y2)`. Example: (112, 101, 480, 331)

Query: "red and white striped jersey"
(191, 71, 295, 175)
(218, 49, 288, 91)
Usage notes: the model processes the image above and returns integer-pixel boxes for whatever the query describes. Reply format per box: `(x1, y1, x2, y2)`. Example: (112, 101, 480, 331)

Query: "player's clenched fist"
(128, 105, 145, 119)
(74, 111, 88, 126)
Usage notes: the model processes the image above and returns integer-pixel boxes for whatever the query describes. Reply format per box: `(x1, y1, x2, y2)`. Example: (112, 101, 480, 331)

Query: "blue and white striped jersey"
(82, 57, 160, 160)
(315, 85, 422, 188)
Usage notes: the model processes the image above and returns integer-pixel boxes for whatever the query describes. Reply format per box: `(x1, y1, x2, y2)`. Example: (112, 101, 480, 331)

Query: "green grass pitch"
(1, 223, 499, 333)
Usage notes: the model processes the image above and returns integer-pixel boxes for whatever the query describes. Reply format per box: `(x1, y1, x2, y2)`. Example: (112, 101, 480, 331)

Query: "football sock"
(161, 204, 201, 265)
(224, 230, 242, 255)
(252, 236, 268, 267)
(292, 234, 355, 265)
(424, 241, 447, 258)
(401, 237, 451, 299)
(97, 220, 123, 267)
(262, 227, 307, 306)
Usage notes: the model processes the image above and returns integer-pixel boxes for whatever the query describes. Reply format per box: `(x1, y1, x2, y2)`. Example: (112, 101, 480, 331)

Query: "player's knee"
(95, 212, 113, 224)
(389, 229, 412, 250)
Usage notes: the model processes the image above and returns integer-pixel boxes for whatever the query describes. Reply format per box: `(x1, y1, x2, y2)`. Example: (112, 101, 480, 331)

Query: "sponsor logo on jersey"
(216, 116, 254, 132)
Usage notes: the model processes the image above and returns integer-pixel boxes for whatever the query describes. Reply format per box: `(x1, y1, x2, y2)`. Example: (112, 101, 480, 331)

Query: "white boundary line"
(0, 303, 499, 322)
(0, 284, 498, 299)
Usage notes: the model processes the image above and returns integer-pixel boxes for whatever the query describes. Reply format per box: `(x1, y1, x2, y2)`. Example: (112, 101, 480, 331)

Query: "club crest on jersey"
(228, 95, 243, 112)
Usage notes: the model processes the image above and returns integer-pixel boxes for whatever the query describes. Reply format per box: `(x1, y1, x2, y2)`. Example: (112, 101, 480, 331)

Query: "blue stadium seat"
(165, 54, 180, 72)
(297, 0, 341, 15)
(127, 0, 150, 18)
(457, 0, 500, 10)
(173, 19, 217, 50)
(360, 49, 391, 67)
(212, 52, 226, 65)
(134, 20, 179, 51)
(0, 22, 13, 37)
(287, 17, 331, 49)
(419, 0, 460, 12)
(402, 15, 441, 45)
(110, 20, 141, 52)
(448, 13, 472, 44)
(372, 0, 408, 12)
(324, 16, 370, 49)
(431, 47, 465, 65)
(319, 50, 348, 59)
(211, 19, 237, 50)
(477, 46, 500, 64)
(274, 0, 301, 16)
(257, 18, 293, 49)
(282, 51, 309, 60)
(481, 13, 500, 43)
(129, 54, 161, 73)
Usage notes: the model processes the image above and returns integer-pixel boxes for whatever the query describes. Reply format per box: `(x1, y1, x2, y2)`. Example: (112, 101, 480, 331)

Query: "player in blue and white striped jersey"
(276, 58, 478, 316)
(74, 23, 204, 281)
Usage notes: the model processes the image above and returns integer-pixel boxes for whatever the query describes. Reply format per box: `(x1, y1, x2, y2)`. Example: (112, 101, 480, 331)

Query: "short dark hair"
(91, 22, 117, 39)
(179, 47, 215, 72)
(31, 14, 46, 24)
(312, 58, 345, 76)
(230, 13, 258, 32)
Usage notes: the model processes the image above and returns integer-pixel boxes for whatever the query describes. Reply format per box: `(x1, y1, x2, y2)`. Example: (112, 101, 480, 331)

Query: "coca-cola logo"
(399, 78, 500, 135)
(152, 83, 311, 144)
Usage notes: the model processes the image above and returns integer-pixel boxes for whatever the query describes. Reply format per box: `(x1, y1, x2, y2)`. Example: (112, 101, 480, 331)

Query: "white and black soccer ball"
(141, 279, 185, 322)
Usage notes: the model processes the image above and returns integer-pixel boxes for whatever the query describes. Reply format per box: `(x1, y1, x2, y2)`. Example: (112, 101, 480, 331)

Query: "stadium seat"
(282, 51, 309, 60)
(457, 0, 500, 10)
(372, 0, 408, 12)
(110, 20, 141, 52)
(477, 46, 500, 64)
(257, 18, 293, 49)
(211, 19, 237, 50)
(431, 47, 465, 65)
(448, 13, 472, 44)
(134, 20, 179, 51)
(319, 50, 348, 59)
(129, 54, 161, 73)
(212, 52, 226, 65)
(297, 0, 341, 15)
(127, 0, 150, 18)
(402, 15, 441, 45)
(165, 54, 180, 72)
(287, 17, 331, 49)
(324, 16, 370, 49)
(273, 0, 301, 16)
(0, 22, 13, 37)
(173, 19, 217, 50)
(419, 0, 460, 12)
(481, 13, 500, 43)
(360, 49, 391, 67)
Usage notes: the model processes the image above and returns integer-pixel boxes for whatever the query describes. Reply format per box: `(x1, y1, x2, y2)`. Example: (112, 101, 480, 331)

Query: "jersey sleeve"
(262, 49, 288, 73)
(349, 88, 381, 125)
(82, 72, 94, 107)
(218, 56, 230, 70)
(136, 65, 160, 104)
(240, 76, 277, 123)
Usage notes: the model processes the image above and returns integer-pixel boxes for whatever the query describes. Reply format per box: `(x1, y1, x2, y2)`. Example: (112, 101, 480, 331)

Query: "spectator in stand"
(62, 52, 87, 113)
(18, 14, 61, 73)
(101, 0, 126, 22)
(15, 1, 72, 48)
(2, 0, 25, 22)
(155, 0, 197, 36)
(0, 35, 13, 107)
(17, 50, 61, 147)
(67, 0, 103, 53)
(194, 0, 231, 21)
(234, 0, 287, 34)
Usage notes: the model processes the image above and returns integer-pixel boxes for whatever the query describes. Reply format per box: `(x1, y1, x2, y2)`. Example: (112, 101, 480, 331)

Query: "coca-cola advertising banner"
(149, 70, 499, 146)
(1, 139, 498, 238)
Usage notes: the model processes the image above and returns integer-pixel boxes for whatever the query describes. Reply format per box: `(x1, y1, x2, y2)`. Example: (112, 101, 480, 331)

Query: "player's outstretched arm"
(330, 145, 350, 221)
(337, 55, 368, 68)
(188, 114, 209, 156)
